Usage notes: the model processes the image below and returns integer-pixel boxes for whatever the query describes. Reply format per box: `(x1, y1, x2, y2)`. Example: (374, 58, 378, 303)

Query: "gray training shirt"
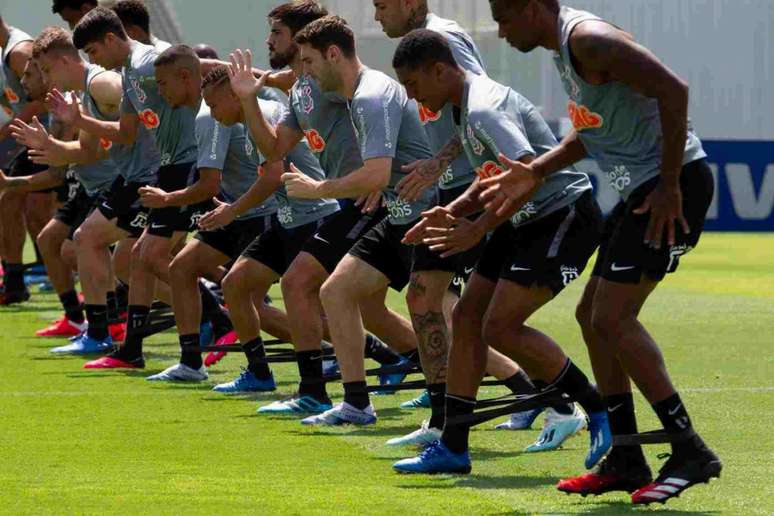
(458, 72, 591, 228)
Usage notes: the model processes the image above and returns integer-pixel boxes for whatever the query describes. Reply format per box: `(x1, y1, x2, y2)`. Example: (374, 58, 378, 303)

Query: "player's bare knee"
(575, 297, 594, 329)
(591, 307, 627, 342)
(320, 274, 354, 308)
(451, 295, 483, 332)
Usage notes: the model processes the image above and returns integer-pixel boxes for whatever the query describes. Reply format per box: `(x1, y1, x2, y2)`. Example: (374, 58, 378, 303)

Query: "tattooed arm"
(396, 135, 463, 202)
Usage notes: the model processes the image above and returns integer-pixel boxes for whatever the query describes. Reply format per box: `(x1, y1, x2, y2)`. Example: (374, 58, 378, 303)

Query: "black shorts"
(53, 186, 96, 240)
(146, 162, 203, 237)
(195, 214, 275, 261)
(8, 148, 56, 194)
(347, 218, 419, 291)
(300, 200, 388, 274)
(592, 159, 714, 284)
(96, 177, 151, 238)
(476, 191, 602, 296)
(241, 218, 326, 276)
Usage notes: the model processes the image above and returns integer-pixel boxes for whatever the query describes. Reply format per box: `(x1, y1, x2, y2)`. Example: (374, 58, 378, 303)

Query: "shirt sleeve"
(196, 114, 230, 170)
(351, 88, 401, 161)
(446, 32, 485, 76)
(120, 81, 136, 114)
(471, 108, 534, 163)
(279, 90, 302, 132)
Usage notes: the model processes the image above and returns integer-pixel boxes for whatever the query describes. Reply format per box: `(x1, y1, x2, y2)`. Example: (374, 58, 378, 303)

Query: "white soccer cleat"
(146, 363, 208, 382)
(525, 404, 587, 453)
(385, 420, 442, 447)
(300, 402, 377, 426)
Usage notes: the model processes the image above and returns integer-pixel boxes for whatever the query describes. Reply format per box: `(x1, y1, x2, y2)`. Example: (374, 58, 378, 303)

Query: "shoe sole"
(395, 465, 472, 475)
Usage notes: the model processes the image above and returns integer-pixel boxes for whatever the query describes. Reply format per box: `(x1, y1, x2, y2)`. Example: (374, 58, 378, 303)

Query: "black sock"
(85, 304, 109, 340)
(343, 381, 370, 410)
(441, 394, 476, 454)
(199, 281, 232, 337)
(606, 392, 646, 459)
(533, 379, 574, 416)
(106, 291, 119, 323)
(400, 349, 421, 368)
(115, 281, 129, 315)
(503, 370, 538, 394)
(59, 289, 84, 324)
(121, 305, 150, 358)
(652, 393, 701, 456)
(428, 383, 446, 429)
(242, 336, 272, 380)
(4, 263, 25, 292)
(549, 359, 605, 414)
(179, 334, 202, 369)
(364, 334, 402, 365)
(33, 242, 44, 264)
(296, 350, 329, 402)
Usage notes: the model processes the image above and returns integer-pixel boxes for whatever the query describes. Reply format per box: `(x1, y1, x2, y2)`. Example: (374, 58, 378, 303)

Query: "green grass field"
(1, 233, 772, 515)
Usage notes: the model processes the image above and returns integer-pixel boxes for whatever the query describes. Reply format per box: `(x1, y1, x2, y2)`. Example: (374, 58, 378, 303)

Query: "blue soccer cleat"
(374, 357, 412, 396)
(393, 440, 471, 474)
(212, 368, 276, 393)
(199, 322, 214, 348)
(257, 395, 332, 415)
(50, 334, 112, 355)
(400, 390, 431, 409)
(585, 410, 613, 469)
(495, 407, 545, 430)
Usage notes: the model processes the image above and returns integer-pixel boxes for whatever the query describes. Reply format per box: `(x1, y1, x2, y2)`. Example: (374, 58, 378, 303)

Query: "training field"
(1, 233, 771, 515)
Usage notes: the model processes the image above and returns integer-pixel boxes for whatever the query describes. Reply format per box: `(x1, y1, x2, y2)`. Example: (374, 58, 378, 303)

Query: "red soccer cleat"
(84, 354, 144, 369)
(557, 452, 652, 497)
(35, 316, 87, 337)
(204, 330, 238, 367)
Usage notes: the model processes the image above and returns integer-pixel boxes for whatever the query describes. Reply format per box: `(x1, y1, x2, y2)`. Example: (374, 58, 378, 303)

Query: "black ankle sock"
(296, 350, 329, 402)
(121, 305, 150, 358)
(427, 383, 446, 429)
(85, 304, 109, 340)
(59, 289, 84, 324)
(550, 359, 605, 414)
(179, 333, 202, 369)
(533, 379, 574, 415)
(4, 263, 25, 292)
(652, 393, 700, 456)
(343, 381, 370, 410)
(242, 336, 272, 380)
(606, 392, 646, 459)
(364, 334, 402, 365)
(503, 370, 538, 395)
(441, 394, 476, 454)
(115, 281, 129, 315)
(198, 281, 232, 337)
(106, 291, 119, 322)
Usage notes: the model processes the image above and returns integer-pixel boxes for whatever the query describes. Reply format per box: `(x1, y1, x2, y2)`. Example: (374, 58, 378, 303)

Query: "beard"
(269, 44, 297, 69)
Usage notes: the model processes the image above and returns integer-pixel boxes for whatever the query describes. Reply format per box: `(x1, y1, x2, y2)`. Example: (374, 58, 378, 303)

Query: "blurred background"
(1, 0, 772, 230)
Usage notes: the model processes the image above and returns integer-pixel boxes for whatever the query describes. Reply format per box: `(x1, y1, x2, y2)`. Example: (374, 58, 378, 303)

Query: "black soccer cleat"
(631, 446, 721, 505)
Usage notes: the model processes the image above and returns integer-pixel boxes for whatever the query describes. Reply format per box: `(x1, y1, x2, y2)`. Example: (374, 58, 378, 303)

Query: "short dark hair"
(194, 44, 219, 60)
(154, 44, 200, 73)
(33, 26, 79, 59)
(294, 15, 355, 58)
(392, 29, 457, 71)
(72, 6, 127, 49)
(111, 0, 151, 35)
(268, 1, 328, 36)
(201, 65, 230, 91)
(51, 0, 97, 15)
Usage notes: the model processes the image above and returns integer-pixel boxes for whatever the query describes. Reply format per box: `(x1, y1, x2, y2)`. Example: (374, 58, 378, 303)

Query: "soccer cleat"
(258, 395, 332, 415)
(495, 407, 545, 430)
(300, 402, 377, 426)
(203, 330, 238, 367)
(84, 353, 145, 369)
(631, 446, 722, 505)
(557, 451, 653, 496)
(35, 316, 87, 337)
(400, 390, 431, 409)
(50, 334, 112, 355)
(212, 368, 276, 393)
(393, 440, 471, 474)
(525, 405, 587, 453)
(146, 363, 208, 382)
(38, 280, 55, 292)
(585, 411, 613, 469)
(199, 321, 214, 348)
(322, 358, 340, 377)
(374, 357, 412, 395)
(386, 420, 442, 447)
(0, 288, 30, 305)
(109, 322, 126, 343)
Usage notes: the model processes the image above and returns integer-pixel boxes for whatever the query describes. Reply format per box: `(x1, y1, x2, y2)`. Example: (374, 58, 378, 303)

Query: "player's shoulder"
(465, 73, 510, 119)
(425, 14, 472, 42)
(353, 69, 400, 105)
(129, 42, 160, 75)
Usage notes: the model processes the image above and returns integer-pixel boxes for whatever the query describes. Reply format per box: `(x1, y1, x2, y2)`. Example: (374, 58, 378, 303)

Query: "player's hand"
(422, 217, 485, 258)
(199, 199, 235, 231)
(633, 178, 689, 249)
(355, 190, 383, 214)
(28, 146, 68, 167)
(282, 163, 322, 199)
(402, 206, 454, 245)
(46, 89, 81, 126)
(479, 154, 544, 217)
(0, 169, 8, 190)
(227, 49, 266, 100)
(396, 158, 444, 202)
(138, 186, 171, 209)
(10, 116, 50, 150)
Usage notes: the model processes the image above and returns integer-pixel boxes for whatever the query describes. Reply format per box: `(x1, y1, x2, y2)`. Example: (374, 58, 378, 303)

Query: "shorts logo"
(139, 109, 160, 129)
(466, 124, 485, 156)
(608, 165, 631, 192)
(667, 244, 693, 271)
(568, 100, 604, 131)
(67, 182, 80, 201)
(4, 87, 20, 104)
(476, 160, 503, 179)
(130, 212, 148, 229)
(300, 83, 315, 114)
(99, 137, 113, 151)
(190, 212, 203, 228)
(417, 103, 441, 124)
(560, 265, 579, 286)
(510, 202, 537, 225)
(304, 129, 326, 153)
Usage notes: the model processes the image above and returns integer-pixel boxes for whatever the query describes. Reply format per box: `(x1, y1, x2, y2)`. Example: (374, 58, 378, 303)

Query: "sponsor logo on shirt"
(386, 197, 413, 220)
(608, 165, 631, 192)
(475, 160, 503, 179)
(300, 83, 314, 114)
(129, 76, 147, 103)
(244, 137, 254, 157)
(139, 109, 160, 129)
(2, 105, 13, 117)
(417, 103, 441, 124)
(278, 205, 294, 226)
(510, 202, 537, 225)
(568, 100, 604, 131)
(466, 124, 485, 156)
(99, 138, 113, 151)
(305, 129, 326, 153)
(4, 87, 19, 104)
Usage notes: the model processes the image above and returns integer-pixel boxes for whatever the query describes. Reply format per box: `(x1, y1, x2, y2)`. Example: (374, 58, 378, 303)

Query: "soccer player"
(0, 17, 49, 305)
(111, 0, 172, 51)
(196, 65, 341, 388)
(226, 1, 418, 413)
(372, 0, 586, 449)
(481, 0, 720, 503)
(51, 0, 98, 30)
(389, 29, 610, 474)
